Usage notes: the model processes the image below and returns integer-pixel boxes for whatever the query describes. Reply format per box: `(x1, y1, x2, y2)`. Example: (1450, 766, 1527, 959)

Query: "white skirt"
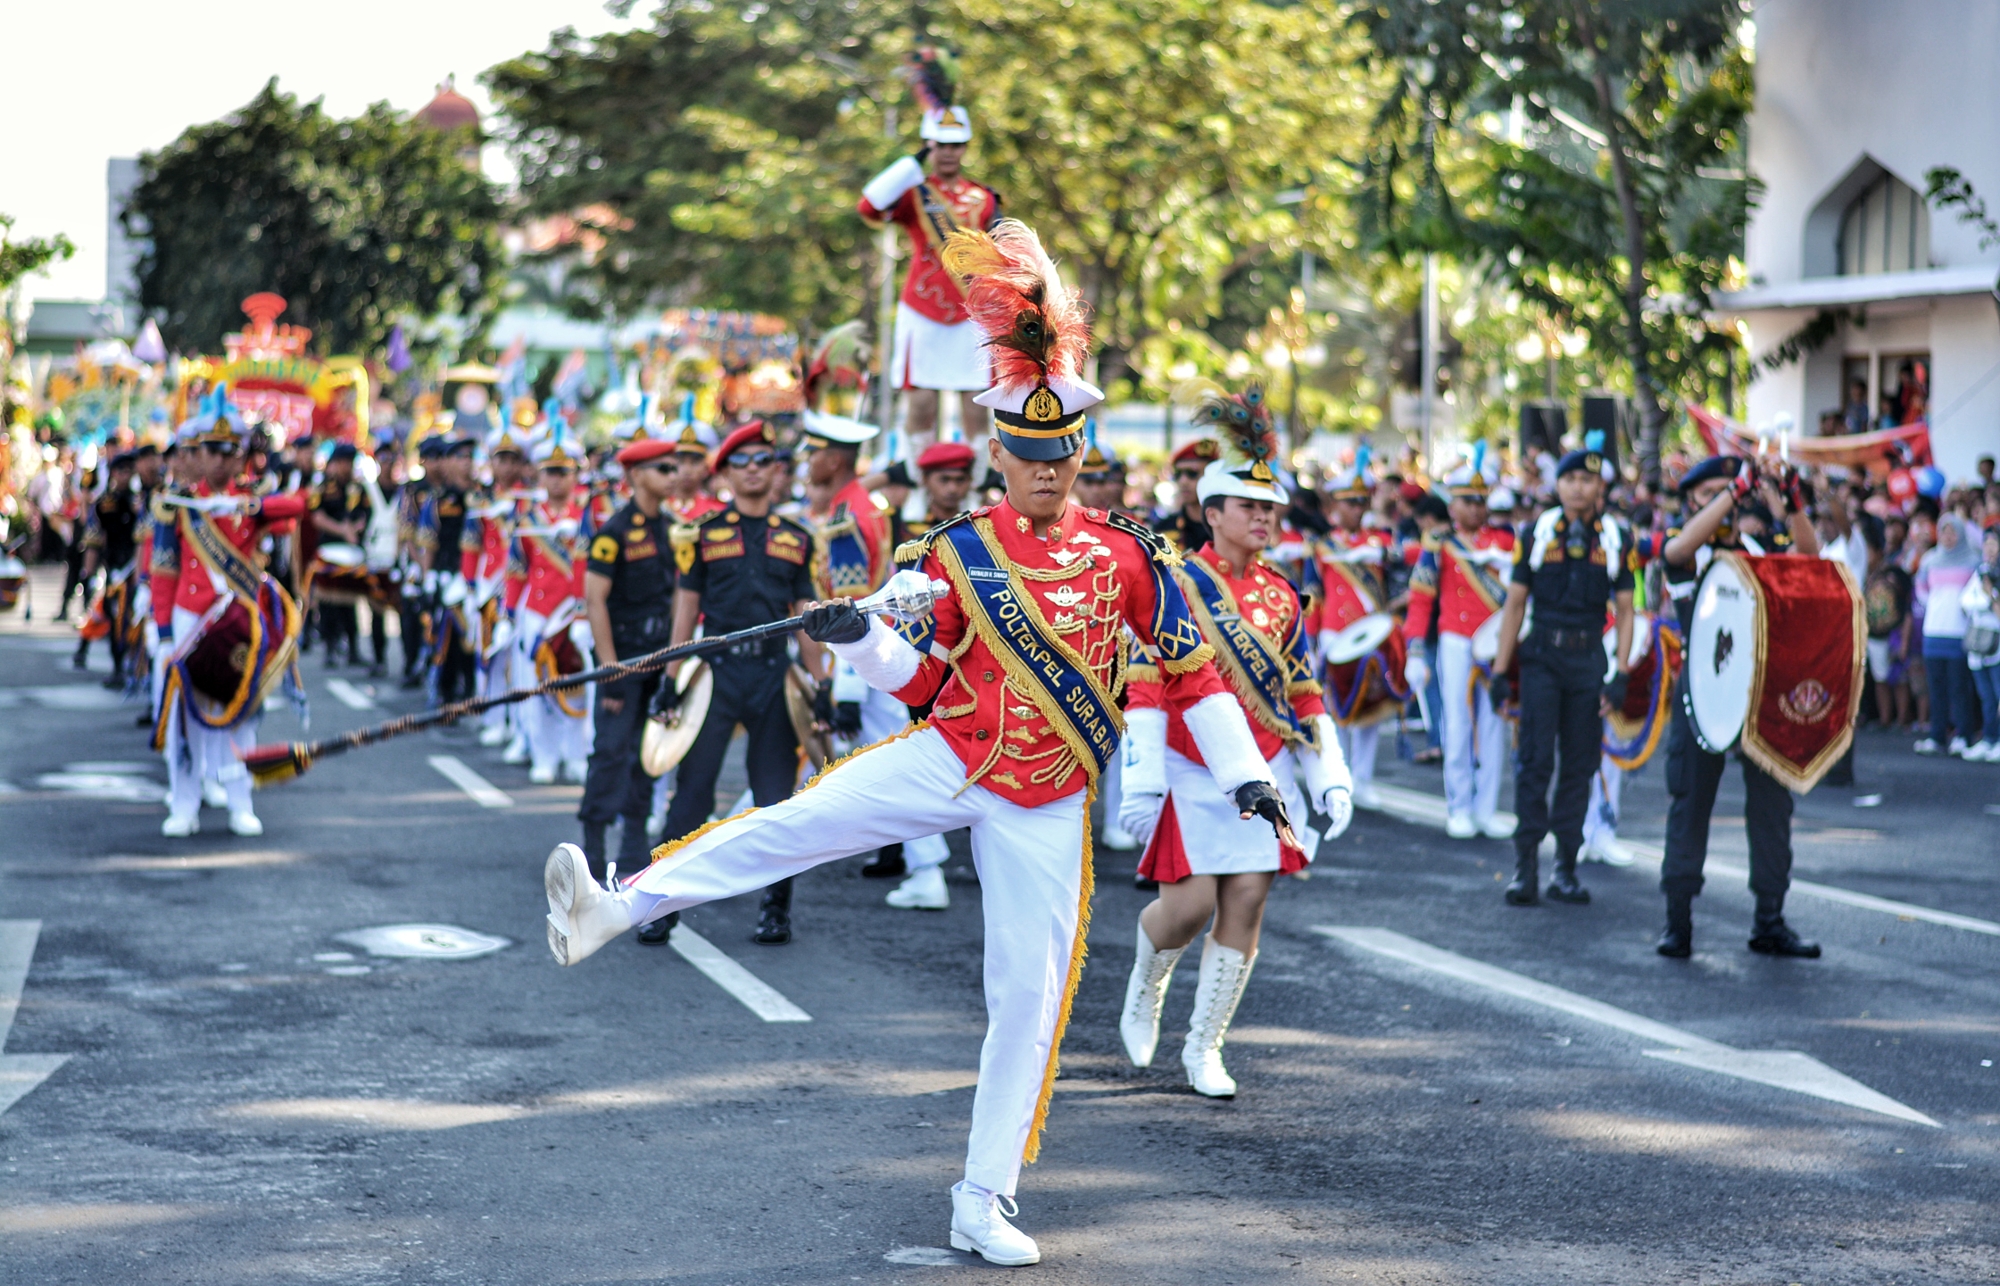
(890, 302, 990, 391)
(1155, 745, 1308, 876)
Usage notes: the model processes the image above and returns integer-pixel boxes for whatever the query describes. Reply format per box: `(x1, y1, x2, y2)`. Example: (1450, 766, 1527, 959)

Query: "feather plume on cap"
(1177, 379, 1280, 481)
(943, 220, 1092, 399)
(902, 45, 959, 112)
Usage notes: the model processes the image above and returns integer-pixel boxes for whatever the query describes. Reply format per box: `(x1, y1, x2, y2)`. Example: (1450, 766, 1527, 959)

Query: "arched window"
(1838, 172, 1930, 276)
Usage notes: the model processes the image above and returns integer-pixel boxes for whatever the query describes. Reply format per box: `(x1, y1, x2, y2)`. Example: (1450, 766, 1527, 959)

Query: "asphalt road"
(4, 574, 1998, 1284)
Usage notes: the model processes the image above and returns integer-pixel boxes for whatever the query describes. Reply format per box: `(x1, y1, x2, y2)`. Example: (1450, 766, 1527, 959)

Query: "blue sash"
(934, 519, 1125, 782)
(1177, 556, 1315, 749)
(819, 512, 876, 598)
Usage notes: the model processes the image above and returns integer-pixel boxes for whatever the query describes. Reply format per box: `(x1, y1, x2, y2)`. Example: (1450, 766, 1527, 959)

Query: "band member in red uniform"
(513, 435, 592, 784)
(1312, 452, 1399, 810)
(663, 422, 726, 525)
(1402, 451, 1517, 839)
(149, 392, 308, 837)
(858, 47, 1001, 451)
(1117, 384, 1353, 1098)
(539, 220, 1287, 1267)
(464, 424, 536, 748)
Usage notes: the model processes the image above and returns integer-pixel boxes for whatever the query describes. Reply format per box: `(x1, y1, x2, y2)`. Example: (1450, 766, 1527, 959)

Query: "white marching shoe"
(1587, 834, 1635, 867)
(478, 723, 509, 747)
(1182, 937, 1256, 1098)
(949, 1182, 1040, 1267)
(1445, 812, 1477, 839)
(502, 734, 530, 765)
(227, 810, 264, 837)
(544, 842, 635, 966)
(562, 757, 589, 784)
(529, 762, 558, 785)
(1477, 813, 1516, 840)
(202, 779, 229, 809)
(1119, 917, 1186, 1067)
(885, 865, 949, 910)
(161, 811, 199, 838)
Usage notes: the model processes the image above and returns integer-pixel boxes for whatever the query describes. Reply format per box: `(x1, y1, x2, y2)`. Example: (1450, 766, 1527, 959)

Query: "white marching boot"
(202, 779, 228, 809)
(161, 811, 199, 838)
(885, 865, 949, 910)
(949, 1182, 1040, 1266)
(478, 723, 508, 747)
(1119, 917, 1186, 1068)
(227, 809, 264, 837)
(543, 842, 635, 966)
(1182, 937, 1256, 1098)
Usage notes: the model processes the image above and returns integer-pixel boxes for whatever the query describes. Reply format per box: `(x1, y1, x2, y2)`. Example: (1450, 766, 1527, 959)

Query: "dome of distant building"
(416, 76, 480, 133)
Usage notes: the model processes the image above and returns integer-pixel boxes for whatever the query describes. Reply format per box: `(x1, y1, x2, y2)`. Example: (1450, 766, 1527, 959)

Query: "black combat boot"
(860, 844, 907, 879)
(636, 909, 678, 946)
(1656, 897, 1694, 958)
(1545, 845, 1590, 904)
(754, 878, 793, 945)
(1748, 896, 1821, 958)
(1504, 847, 1539, 905)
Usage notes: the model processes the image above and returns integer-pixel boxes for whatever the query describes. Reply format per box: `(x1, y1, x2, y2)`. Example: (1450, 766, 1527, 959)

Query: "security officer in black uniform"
(1656, 455, 1821, 959)
(307, 442, 378, 668)
(397, 438, 440, 686)
(74, 450, 142, 681)
(1491, 437, 1634, 907)
(655, 421, 825, 945)
(579, 436, 682, 916)
(414, 435, 478, 702)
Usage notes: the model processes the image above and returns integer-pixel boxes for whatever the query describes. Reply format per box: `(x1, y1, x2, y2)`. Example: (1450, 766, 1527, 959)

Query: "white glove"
(1404, 653, 1430, 692)
(1299, 714, 1353, 824)
(1118, 792, 1165, 849)
(1321, 787, 1353, 841)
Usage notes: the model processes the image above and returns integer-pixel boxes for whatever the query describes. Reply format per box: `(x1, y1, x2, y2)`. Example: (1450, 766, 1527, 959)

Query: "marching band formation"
(43, 82, 1872, 1273)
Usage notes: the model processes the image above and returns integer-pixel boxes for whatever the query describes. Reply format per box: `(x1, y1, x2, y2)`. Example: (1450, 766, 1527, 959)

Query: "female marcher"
(1913, 514, 1982, 755)
(1116, 385, 1354, 1097)
(1961, 527, 2000, 760)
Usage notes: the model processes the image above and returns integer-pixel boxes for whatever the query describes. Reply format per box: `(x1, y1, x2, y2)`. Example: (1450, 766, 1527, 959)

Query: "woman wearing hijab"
(1913, 514, 1984, 755)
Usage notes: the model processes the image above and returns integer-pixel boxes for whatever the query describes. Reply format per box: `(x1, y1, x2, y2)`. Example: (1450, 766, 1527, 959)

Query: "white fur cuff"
(1120, 706, 1169, 798)
(1300, 713, 1353, 810)
(862, 156, 926, 212)
(828, 617, 924, 694)
(1182, 692, 1276, 796)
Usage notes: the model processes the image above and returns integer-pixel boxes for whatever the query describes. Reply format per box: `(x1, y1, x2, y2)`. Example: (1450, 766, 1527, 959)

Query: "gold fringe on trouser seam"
(1023, 786, 1094, 1166)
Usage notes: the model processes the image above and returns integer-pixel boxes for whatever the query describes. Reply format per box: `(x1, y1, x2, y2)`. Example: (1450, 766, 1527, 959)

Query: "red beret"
(917, 441, 976, 473)
(713, 419, 778, 468)
(615, 437, 676, 468)
(1171, 439, 1221, 467)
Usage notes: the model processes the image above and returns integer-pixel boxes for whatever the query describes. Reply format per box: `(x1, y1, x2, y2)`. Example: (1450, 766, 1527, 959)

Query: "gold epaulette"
(895, 509, 975, 565)
(1104, 509, 1183, 566)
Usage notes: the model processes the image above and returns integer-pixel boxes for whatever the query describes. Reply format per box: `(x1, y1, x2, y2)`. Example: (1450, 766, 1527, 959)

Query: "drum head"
(1327, 613, 1394, 665)
(784, 665, 834, 769)
(318, 543, 365, 568)
(1687, 557, 1759, 753)
(640, 661, 712, 776)
(1470, 613, 1502, 664)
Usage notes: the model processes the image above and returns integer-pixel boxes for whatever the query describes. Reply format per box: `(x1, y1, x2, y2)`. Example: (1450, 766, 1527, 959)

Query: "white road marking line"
(426, 755, 513, 809)
(325, 678, 376, 710)
(1364, 783, 2000, 937)
(1317, 926, 1938, 1127)
(0, 920, 71, 1117)
(668, 926, 811, 1023)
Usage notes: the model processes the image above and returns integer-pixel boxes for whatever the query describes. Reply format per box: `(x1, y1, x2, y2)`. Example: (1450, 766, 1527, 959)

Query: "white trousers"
(516, 607, 592, 771)
(164, 606, 256, 820)
(1335, 721, 1379, 794)
(1584, 753, 1623, 849)
(1437, 632, 1506, 822)
(626, 727, 1084, 1195)
(478, 608, 515, 739)
(853, 687, 950, 873)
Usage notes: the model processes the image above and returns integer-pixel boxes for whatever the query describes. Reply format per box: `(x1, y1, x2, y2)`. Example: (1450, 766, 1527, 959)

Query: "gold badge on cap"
(1023, 384, 1064, 423)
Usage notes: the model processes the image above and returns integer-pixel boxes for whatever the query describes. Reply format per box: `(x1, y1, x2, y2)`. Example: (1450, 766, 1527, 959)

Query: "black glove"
(1603, 671, 1630, 710)
(1488, 669, 1514, 708)
(1729, 461, 1758, 504)
(801, 600, 869, 645)
(1233, 781, 1294, 842)
(650, 676, 684, 718)
(913, 144, 932, 166)
(833, 701, 863, 739)
(813, 680, 836, 727)
(1778, 464, 1809, 516)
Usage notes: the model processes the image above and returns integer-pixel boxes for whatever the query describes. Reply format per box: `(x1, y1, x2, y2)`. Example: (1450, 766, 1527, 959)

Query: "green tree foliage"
(1353, 0, 1754, 481)
(125, 80, 504, 356)
(488, 0, 1373, 388)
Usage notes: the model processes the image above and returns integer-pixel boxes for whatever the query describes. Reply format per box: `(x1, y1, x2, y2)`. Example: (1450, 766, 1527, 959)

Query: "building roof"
(1714, 263, 1996, 313)
(415, 77, 479, 133)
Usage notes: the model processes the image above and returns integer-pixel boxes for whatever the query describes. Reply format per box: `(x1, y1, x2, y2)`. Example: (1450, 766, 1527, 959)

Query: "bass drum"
(784, 664, 835, 769)
(640, 660, 714, 776)
(1684, 556, 1760, 753)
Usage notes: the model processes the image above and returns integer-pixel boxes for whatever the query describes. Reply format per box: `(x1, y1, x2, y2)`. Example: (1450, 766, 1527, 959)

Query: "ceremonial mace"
(242, 571, 952, 786)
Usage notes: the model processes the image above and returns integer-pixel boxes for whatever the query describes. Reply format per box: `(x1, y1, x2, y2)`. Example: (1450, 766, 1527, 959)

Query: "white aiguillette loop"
(855, 569, 954, 623)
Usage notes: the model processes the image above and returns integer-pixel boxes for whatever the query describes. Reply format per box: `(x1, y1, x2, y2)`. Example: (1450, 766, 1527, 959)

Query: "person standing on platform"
(1657, 455, 1822, 958)
(1403, 454, 1516, 839)
(1489, 438, 1634, 906)
(1117, 384, 1353, 1098)
(653, 421, 826, 944)
(578, 435, 682, 934)
(515, 436, 593, 784)
(539, 221, 1289, 1263)
(857, 48, 1001, 452)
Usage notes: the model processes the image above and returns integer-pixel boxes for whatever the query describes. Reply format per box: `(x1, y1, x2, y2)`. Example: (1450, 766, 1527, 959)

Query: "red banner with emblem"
(1740, 555, 1865, 792)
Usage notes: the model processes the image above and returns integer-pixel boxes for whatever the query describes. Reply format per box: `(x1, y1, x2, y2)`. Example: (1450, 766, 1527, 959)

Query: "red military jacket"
(892, 499, 1230, 809)
(149, 480, 308, 626)
(461, 489, 533, 596)
(858, 175, 1001, 325)
(810, 476, 894, 599)
(511, 498, 587, 617)
(1403, 524, 1516, 642)
(1311, 525, 1393, 636)
(1127, 546, 1325, 765)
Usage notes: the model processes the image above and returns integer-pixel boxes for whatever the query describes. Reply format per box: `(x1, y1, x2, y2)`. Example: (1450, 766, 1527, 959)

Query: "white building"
(1717, 0, 2000, 477)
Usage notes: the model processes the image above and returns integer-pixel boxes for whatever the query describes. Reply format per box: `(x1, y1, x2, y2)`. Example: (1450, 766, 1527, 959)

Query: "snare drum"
(1685, 552, 1863, 791)
(1326, 612, 1394, 665)
(1324, 628, 1408, 727)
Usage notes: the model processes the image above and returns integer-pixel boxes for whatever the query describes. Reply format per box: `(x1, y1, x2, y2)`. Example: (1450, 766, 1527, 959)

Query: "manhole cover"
(334, 924, 511, 960)
(883, 1246, 961, 1266)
